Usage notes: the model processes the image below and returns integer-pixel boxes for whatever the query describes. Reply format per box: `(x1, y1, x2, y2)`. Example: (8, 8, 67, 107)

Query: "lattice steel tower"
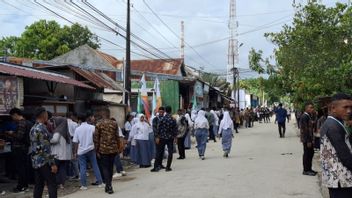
(227, 0, 239, 100)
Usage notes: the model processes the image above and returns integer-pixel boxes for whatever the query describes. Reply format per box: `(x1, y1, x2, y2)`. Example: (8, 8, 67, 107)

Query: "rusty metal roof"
(69, 66, 126, 91)
(0, 62, 94, 90)
(131, 59, 184, 76)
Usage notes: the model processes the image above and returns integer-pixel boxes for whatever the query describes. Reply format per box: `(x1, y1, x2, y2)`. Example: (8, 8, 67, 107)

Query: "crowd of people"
(2, 94, 351, 198)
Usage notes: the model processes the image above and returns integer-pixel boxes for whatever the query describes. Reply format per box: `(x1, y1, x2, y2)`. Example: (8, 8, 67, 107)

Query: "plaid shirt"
(30, 122, 55, 169)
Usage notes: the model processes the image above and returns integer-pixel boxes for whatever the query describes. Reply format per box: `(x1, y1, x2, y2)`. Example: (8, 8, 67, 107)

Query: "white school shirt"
(67, 118, 78, 137)
(72, 122, 95, 155)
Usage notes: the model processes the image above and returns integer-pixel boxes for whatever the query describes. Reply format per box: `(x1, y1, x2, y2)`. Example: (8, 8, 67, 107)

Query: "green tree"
(0, 20, 100, 60)
(248, 2, 352, 107)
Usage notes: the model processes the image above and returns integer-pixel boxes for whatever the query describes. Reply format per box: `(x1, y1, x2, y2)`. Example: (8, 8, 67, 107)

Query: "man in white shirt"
(72, 113, 103, 190)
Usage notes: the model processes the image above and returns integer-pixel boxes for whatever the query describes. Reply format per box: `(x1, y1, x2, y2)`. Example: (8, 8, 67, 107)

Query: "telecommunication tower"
(227, 0, 239, 100)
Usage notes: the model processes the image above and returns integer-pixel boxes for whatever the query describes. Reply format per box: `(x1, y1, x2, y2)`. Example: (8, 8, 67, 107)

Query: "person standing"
(210, 109, 219, 141)
(176, 110, 188, 160)
(50, 116, 72, 189)
(300, 102, 316, 176)
(218, 111, 234, 158)
(123, 115, 133, 157)
(320, 93, 352, 198)
(151, 106, 177, 172)
(184, 112, 193, 149)
(66, 112, 79, 180)
(94, 108, 120, 194)
(194, 110, 209, 160)
(129, 114, 153, 168)
(8, 108, 32, 193)
(30, 107, 57, 198)
(151, 107, 165, 170)
(275, 103, 287, 138)
(72, 113, 103, 191)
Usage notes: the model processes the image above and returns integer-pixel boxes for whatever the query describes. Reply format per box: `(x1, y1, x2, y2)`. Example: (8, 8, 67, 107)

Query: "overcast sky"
(0, 0, 349, 78)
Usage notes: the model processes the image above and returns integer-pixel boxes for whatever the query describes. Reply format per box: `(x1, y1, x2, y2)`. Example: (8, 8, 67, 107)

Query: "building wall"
(160, 80, 179, 114)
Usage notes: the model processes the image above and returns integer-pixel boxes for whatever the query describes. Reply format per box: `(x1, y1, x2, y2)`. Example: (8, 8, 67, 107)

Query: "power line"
(142, 0, 218, 69)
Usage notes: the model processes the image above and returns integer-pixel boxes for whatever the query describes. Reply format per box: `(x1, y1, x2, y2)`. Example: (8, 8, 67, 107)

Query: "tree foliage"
(248, 2, 352, 107)
(201, 72, 231, 95)
(0, 20, 100, 60)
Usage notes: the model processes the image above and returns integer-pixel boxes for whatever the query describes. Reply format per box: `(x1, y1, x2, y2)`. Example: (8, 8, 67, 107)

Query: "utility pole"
(180, 21, 185, 60)
(124, 0, 131, 105)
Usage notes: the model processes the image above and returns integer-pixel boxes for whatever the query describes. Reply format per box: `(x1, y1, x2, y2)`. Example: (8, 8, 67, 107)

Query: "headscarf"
(210, 110, 219, 125)
(191, 110, 197, 121)
(219, 111, 233, 130)
(52, 116, 70, 143)
(194, 110, 209, 129)
(185, 113, 194, 128)
(129, 114, 152, 142)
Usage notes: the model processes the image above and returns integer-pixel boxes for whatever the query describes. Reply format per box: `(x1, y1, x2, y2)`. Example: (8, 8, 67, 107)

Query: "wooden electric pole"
(124, 0, 131, 105)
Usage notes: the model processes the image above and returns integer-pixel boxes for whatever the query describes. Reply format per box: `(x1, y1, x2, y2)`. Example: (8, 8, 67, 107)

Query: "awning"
(0, 62, 94, 89)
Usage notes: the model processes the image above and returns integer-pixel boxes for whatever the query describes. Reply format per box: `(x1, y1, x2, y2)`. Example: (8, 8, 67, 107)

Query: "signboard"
(0, 75, 18, 114)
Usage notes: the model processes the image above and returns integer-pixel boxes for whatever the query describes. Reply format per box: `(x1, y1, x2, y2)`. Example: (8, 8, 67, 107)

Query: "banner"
(0, 75, 18, 114)
(140, 74, 151, 120)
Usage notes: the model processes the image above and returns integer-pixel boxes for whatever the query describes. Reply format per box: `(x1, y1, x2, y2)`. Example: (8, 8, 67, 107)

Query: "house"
(0, 61, 94, 116)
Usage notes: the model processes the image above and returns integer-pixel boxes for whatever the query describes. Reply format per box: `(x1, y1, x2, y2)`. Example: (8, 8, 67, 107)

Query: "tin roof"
(0, 62, 94, 90)
(130, 59, 184, 76)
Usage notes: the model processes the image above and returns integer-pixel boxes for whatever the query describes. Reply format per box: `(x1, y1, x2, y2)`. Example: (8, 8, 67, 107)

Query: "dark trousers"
(303, 143, 314, 172)
(278, 122, 286, 137)
(33, 164, 57, 198)
(177, 136, 186, 159)
(100, 154, 116, 188)
(154, 139, 174, 169)
(208, 125, 215, 140)
(55, 160, 68, 185)
(13, 147, 29, 189)
(329, 187, 352, 198)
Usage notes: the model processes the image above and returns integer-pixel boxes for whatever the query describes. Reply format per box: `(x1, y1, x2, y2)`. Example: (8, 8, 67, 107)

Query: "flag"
(137, 90, 142, 114)
(153, 77, 162, 112)
(140, 74, 151, 120)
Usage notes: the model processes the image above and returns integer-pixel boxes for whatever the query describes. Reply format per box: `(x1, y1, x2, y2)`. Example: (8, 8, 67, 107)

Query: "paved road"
(64, 121, 322, 198)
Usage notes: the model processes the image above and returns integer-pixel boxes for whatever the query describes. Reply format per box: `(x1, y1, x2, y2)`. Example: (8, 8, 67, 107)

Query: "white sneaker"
(98, 183, 105, 188)
(80, 186, 88, 190)
(121, 171, 127, 176)
(113, 173, 122, 178)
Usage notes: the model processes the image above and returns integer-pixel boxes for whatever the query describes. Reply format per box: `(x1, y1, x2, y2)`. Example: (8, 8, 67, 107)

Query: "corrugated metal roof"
(131, 59, 183, 76)
(69, 66, 126, 91)
(0, 62, 94, 90)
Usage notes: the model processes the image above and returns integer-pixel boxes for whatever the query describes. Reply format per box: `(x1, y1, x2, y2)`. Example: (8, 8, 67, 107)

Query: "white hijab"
(210, 110, 219, 124)
(185, 113, 194, 128)
(129, 114, 151, 142)
(194, 110, 209, 129)
(191, 110, 197, 121)
(219, 111, 234, 133)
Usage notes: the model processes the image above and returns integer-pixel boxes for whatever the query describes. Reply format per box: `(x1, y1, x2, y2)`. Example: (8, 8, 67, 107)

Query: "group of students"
(5, 107, 128, 197)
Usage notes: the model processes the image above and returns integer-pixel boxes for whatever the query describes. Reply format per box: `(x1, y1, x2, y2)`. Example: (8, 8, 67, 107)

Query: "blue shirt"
(30, 122, 55, 169)
(275, 108, 287, 124)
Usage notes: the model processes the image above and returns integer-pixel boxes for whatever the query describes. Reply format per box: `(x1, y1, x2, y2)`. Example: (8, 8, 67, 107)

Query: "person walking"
(176, 110, 188, 160)
(50, 116, 72, 189)
(210, 109, 219, 141)
(184, 112, 193, 149)
(300, 102, 316, 176)
(72, 113, 103, 191)
(29, 107, 57, 198)
(275, 103, 287, 138)
(194, 110, 209, 160)
(151, 107, 165, 170)
(94, 108, 121, 194)
(320, 93, 352, 198)
(218, 111, 234, 158)
(151, 106, 177, 172)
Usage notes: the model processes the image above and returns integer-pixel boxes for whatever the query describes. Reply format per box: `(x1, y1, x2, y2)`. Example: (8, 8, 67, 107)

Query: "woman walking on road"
(218, 111, 234, 158)
(194, 110, 209, 160)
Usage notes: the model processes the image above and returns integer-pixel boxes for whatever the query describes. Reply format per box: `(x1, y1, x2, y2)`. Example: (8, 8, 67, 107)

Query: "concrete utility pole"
(227, 0, 239, 105)
(124, 0, 131, 105)
(180, 21, 185, 60)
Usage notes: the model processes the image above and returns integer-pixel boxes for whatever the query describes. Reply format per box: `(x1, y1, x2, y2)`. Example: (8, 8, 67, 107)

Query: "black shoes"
(151, 167, 161, 172)
(105, 186, 114, 194)
(177, 157, 185, 160)
(165, 167, 172, 172)
(13, 187, 28, 193)
(303, 171, 317, 176)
